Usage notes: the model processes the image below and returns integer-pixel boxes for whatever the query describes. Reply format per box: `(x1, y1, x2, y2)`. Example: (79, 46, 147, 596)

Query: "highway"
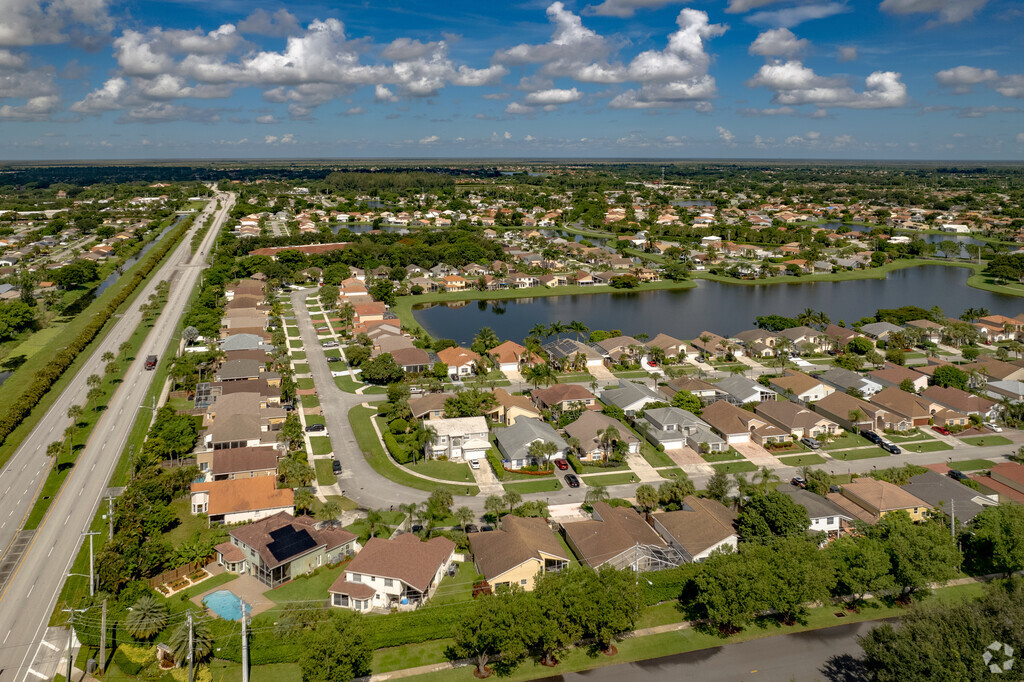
(0, 190, 234, 682)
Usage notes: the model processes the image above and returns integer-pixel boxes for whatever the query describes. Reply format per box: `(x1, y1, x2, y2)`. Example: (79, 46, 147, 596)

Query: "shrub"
(113, 644, 155, 676)
(383, 431, 413, 464)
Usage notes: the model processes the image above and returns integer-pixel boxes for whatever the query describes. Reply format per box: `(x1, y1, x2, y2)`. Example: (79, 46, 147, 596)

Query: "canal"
(413, 265, 1021, 346)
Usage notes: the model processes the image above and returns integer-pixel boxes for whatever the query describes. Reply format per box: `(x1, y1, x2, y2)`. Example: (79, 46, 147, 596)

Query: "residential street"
(287, 289, 1024, 518)
(0, 191, 233, 682)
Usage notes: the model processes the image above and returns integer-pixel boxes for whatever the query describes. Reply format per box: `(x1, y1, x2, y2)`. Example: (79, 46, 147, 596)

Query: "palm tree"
(599, 426, 620, 464)
(169, 616, 212, 666)
(399, 502, 420, 529)
(523, 363, 557, 389)
(293, 488, 315, 515)
(473, 326, 500, 353)
(454, 505, 474, 531)
(548, 321, 568, 340)
(118, 340, 132, 361)
(755, 465, 780, 495)
(484, 495, 505, 525)
(568, 320, 589, 341)
(502, 490, 522, 514)
(584, 484, 609, 506)
(101, 351, 115, 365)
(125, 595, 169, 640)
(87, 387, 104, 413)
(365, 508, 387, 538)
(529, 323, 549, 340)
(46, 440, 62, 460)
(315, 499, 342, 526)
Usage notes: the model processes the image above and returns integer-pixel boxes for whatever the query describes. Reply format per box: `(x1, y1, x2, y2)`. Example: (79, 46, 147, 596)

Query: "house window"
(317, 554, 322, 566)
(385, 578, 393, 587)
(350, 573, 360, 582)
(827, 517, 834, 525)
(520, 579, 528, 586)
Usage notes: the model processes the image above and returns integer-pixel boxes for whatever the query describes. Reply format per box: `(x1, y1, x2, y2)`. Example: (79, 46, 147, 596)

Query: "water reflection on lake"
(413, 265, 1021, 346)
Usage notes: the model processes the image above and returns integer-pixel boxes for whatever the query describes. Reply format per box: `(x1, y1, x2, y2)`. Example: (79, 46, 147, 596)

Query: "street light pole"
(83, 531, 100, 597)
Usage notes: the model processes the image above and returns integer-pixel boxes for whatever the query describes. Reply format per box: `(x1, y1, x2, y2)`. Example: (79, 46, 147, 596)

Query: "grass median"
(348, 405, 479, 496)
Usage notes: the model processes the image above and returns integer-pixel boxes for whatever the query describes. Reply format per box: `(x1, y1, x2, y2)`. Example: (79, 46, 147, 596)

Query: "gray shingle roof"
(495, 418, 567, 462)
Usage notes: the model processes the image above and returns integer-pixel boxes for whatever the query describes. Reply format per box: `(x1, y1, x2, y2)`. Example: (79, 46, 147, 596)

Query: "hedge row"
(0, 216, 193, 448)
(383, 431, 413, 465)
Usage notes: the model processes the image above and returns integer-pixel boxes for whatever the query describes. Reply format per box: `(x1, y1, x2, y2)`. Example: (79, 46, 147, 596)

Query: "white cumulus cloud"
(749, 28, 810, 57)
(747, 60, 908, 109)
(879, 0, 989, 25)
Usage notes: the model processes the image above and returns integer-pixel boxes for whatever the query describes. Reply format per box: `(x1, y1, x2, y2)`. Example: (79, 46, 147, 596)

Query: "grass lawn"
(373, 640, 453, 675)
(711, 461, 758, 474)
(350, 406, 478, 496)
(902, 441, 954, 453)
(431, 561, 482, 606)
(209, 661, 302, 682)
(503, 478, 563, 493)
(830, 447, 891, 460)
(778, 454, 827, 467)
(951, 458, 995, 471)
(962, 435, 1012, 447)
(314, 459, 337, 486)
(305, 414, 326, 426)
(701, 449, 744, 463)
(641, 446, 674, 468)
(345, 511, 406, 543)
(288, 339, 303, 349)
(309, 436, 333, 456)
(300, 395, 320, 409)
(824, 431, 873, 451)
(164, 497, 227, 549)
(290, 351, 306, 360)
(178, 572, 237, 601)
(292, 363, 310, 374)
(554, 372, 595, 383)
(581, 472, 639, 486)
(659, 468, 686, 479)
(335, 374, 362, 392)
(403, 459, 475, 483)
(266, 563, 347, 608)
(297, 377, 315, 390)
(887, 430, 935, 443)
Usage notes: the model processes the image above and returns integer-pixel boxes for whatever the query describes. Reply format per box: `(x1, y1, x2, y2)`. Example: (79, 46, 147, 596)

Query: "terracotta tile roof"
(531, 384, 595, 407)
(492, 388, 540, 415)
(345, 534, 455, 592)
(437, 346, 481, 367)
(468, 516, 568, 581)
(842, 479, 930, 513)
(826, 492, 879, 524)
(210, 447, 280, 476)
(191, 477, 294, 516)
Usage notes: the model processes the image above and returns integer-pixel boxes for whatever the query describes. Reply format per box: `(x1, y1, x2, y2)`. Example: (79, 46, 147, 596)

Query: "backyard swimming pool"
(202, 590, 250, 621)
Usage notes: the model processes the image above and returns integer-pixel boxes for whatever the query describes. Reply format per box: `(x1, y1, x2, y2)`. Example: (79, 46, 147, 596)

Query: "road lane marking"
(26, 583, 32, 597)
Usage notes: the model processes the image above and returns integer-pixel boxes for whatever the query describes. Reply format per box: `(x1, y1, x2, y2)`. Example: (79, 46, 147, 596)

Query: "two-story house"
(425, 417, 490, 461)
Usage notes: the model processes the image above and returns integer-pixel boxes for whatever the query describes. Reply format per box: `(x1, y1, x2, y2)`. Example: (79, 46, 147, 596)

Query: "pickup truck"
(145, 355, 158, 370)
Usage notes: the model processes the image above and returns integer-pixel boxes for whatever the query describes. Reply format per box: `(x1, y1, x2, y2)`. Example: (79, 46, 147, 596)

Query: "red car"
(553, 458, 569, 470)
(932, 426, 952, 436)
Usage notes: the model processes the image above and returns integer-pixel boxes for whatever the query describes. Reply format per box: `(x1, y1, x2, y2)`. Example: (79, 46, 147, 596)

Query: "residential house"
(469, 516, 570, 592)
(561, 502, 677, 571)
(960, 359, 1024, 384)
(409, 393, 455, 421)
(563, 411, 640, 462)
(901, 471, 994, 525)
(985, 463, 1024, 504)
(690, 331, 731, 359)
(867, 364, 929, 393)
(773, 484, 854, 537)
(816, 367, 883, 397)
(813, 391, 909, 432)
(778, 326, 825, 355)
(531, 384, 598, 413)
(601, 379, 665, 417)
(658, 377, 728, 405)
(490, 340, 542, 373)
(985, 379, 1024, 403)
(733, 329, 780, 358)
(637, 406, 726, 452)
(647, 333, 688, 359)
(196, 446, 280, 481)
(542, 338, 605, 369)
(592, 336, 644, 365)
(716, 375, 777, 405)
(216, 512, 358, 587)
(389, 347, 432, 374)
(425, 417, 490, 461)
(822, 324, 860, 351)
(649, 496, 737, 562)
(860, 321, 903, 341)
(768, 370, 835, 404)
(491, 388, 542, 426)
(190, 476, 294, 526)
(329, 534, 456, 611)
(754, 401, 839, 440)
(495, 418, 569, 469)
(837, 479, 931, 523)
(871, 387, 966, 427)
(905, 319, 944, 344)
(437, 346, 480, 379)
(920, 385, 998, 421)
(701, 400, 790, 446)
(202, 393, 286, 450)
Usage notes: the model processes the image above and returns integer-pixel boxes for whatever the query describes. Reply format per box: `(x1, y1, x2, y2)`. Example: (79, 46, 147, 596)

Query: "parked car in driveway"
(470, 459, 480, 470)
(554, 458, 569, 470)
(791, 476, 806, 488)
(948, 469, 968, 481)
(800, 437, 821, 450)
(861, 430, 882, 444)
(880, 441, 901, 454)
(933, 425, 952, 436)
(305, 423, 326, 433)
(565, 474, 580, 488)
(326, 356, 343, 363)
(985, 422, 1003, 432)
(321, 340, 339, 348)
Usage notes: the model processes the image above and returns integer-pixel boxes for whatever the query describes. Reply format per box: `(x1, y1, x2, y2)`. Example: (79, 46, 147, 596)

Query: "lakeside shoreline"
(395, 259, 1019, 337)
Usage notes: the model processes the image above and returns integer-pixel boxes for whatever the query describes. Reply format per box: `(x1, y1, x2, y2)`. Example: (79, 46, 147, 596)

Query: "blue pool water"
(202, 590, 250, 621)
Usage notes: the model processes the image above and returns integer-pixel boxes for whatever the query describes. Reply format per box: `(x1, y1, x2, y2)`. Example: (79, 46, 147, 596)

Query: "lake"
(413, 265, 1021, 345)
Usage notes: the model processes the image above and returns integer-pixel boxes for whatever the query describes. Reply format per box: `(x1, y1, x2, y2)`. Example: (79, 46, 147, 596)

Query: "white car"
(984, 422, 1003, 432)
(470, 460, 481, 470)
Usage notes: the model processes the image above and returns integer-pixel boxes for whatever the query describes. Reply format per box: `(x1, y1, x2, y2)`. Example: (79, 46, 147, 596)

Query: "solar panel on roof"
(266, 527, 317, 562)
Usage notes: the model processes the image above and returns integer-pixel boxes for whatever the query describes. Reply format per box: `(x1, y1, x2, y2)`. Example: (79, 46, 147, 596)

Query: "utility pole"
(187, 612, 194, 682)
(951, 498, 956, 538)
(99, 599, 107, 673)
(62, 607, 86, 682)
(241, 603, 250, 682)
(83, 531, 100, 597)
(107, 496, 115, 541)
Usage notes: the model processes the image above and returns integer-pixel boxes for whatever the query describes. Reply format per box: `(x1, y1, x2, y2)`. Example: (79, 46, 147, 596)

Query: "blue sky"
(0, 0, 1021, 160)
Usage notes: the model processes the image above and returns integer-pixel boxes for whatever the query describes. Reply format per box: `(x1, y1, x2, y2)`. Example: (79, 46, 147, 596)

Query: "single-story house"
(468, 515, 569, 592)
(601, 379, 665, 417)
(715, 376, 777, 405)
(701, 400, 790, 446)
(812, 391, 910, 432)
(437, 346, 480, 378)
(495, 418, 569, 469)
(658, 377, 728, 404)
(561, 502, 676, 571)
(563, 411, 640, 462)
(867, 364, 929, 393)
(754, 401, 840, 440)
(839, 479, 931, 522)
(491, 388, 543, 425)
(638, 406, 726, 452)
(767, 370, 835, 404)
(542, 338, 605, 368)
(816, 367, 883, 397)
(773, 484, 854, 537)
(901, 471, 995, 525)
(649, 496, 737, 562)
(532, 384, 598, 412)
(920, 385, 998, 420)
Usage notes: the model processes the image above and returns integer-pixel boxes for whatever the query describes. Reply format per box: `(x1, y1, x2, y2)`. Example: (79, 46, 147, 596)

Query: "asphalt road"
(538, 619, 888, 682)
(0, 190, 233, 682)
